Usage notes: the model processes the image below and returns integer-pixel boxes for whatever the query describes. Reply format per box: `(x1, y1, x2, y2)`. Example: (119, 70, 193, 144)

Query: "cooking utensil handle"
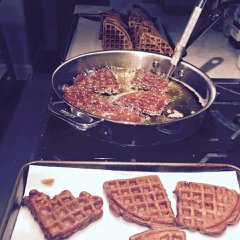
(167, 0, 208, 78)
(48, 101, 103, 131)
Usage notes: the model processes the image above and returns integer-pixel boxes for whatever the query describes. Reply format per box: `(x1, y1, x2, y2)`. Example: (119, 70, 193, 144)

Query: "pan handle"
(48, 101, 103, 131)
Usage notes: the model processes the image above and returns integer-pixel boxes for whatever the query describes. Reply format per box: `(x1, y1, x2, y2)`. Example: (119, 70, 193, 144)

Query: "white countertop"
(69, 1, 240, 79)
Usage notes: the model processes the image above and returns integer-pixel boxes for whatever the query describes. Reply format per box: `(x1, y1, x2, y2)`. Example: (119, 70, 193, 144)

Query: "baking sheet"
(11, 165, 240, 240)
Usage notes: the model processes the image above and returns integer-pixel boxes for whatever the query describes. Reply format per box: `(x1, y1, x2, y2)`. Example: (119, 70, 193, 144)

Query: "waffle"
(135, 30, 174, 56)
(22, 189, 103, 240)
(129, 226, 187, 240)
(100, 13, 133, 50)
(103, 175, 176, 227)
(127, 6, 173, 56)
(74, 68, 121, 95)
(131, 69, 168, 92)
(114, 91, 170, 116)
(99, 9, 123, 40)
(128, 6, 152, 45)
(174, 181, 240, 236)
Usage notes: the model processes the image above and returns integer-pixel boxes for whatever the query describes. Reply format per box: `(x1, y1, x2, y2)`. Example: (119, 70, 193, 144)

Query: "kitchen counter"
(70, 1, 240, 78)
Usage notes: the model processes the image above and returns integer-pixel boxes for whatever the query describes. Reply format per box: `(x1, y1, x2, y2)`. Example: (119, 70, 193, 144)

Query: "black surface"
(34, 79, 240, 167)
(0, 80, 26, 143)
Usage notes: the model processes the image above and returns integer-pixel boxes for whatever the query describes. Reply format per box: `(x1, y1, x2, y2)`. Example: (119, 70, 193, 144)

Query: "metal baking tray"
(1, 161, 240, 240)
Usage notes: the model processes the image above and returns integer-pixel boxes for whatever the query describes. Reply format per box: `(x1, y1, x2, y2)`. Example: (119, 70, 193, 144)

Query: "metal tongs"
(166, 0, 208, 79)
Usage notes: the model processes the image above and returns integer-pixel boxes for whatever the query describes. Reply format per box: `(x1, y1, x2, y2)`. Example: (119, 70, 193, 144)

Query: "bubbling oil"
(109, 67, 203, 123)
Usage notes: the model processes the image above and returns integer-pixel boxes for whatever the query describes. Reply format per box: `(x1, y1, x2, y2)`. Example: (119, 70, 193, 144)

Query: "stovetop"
(35, 78, 240, 167)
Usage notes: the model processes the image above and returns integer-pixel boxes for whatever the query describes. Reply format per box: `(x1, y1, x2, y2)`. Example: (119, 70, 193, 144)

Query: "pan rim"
(51, 50, 216, 126)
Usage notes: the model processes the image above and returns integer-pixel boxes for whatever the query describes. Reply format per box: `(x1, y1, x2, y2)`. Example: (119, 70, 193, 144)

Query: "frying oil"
(110, 67, 203, 123)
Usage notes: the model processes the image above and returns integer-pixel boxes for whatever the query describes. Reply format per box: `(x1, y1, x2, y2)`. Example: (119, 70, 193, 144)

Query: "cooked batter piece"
(103, 175, 176, 227)
(174, 181, 240, 236)
(129, 226, 187, 240)
(22, 189, 103, 240)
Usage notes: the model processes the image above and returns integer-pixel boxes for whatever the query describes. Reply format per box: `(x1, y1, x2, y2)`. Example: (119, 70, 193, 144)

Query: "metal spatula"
(166, 0, 208, 79)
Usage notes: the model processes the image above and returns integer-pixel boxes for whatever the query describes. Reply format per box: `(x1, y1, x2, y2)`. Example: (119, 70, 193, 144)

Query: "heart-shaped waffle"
(129, 226, 187, 240)
(101, 15, 133, 50)
(135, 30, 174, 56)
(174, 181, 240, 236)
(23, 190, 103, 240)
(103, 175, 176, 227)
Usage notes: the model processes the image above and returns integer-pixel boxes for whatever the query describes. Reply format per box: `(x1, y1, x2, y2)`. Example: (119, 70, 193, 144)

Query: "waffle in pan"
(130, 68, 168, 92)
(103, 175, 176, 227)
(129, 226, 187, 240)
(113, 91, 170, 116)
(22, 189, 103, 240)
(174, 181, 240, 236)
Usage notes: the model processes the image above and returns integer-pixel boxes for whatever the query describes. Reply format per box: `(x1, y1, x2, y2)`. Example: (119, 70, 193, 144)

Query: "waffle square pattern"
(129, 226, 186, 240)
(22, 190, 103, 240)
(103, 175, 176, 227)
(174, 181, 240, 236)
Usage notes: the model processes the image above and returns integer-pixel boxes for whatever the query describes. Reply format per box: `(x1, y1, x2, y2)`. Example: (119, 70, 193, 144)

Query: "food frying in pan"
(63, 67, 202, 123)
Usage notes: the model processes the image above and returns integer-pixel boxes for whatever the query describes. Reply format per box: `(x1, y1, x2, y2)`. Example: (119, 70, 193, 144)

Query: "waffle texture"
(114, 91, 170, 116)
(103, 175, 176, 227)
(99, 9, 124, 40)
(100, 10, 133, 50)
(174, 181, 240, 236)
(128, 6, 173, 56)
(99, 6, 173, 55)
(22, 189, 103, 240)
(131, 69, 168, 92)
(129, 227, 187, 240)
(135, 30, 174, 56)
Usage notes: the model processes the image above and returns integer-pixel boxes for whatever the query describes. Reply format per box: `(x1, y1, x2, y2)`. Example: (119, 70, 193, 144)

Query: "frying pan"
(49, 50, 216, 146)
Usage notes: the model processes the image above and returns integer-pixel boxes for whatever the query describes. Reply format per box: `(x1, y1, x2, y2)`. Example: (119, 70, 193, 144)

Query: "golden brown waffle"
(129, 20, 159, 47)
(128, 6, 151, 45)
(135, 30, 174, 56)
(22, 189, 103, 240)
(126, 5, 174, 56)
(174, 181, 240, 236)
(99, 9, 123, 40)
(103, 175, 176, 227)
(101, 14, 133, 50)
(129, 227, 187, 240)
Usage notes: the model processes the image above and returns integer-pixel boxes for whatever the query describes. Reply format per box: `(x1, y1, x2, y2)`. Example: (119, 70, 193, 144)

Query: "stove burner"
(35, 79, 240, 168)
(210, 82, 240, 150)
